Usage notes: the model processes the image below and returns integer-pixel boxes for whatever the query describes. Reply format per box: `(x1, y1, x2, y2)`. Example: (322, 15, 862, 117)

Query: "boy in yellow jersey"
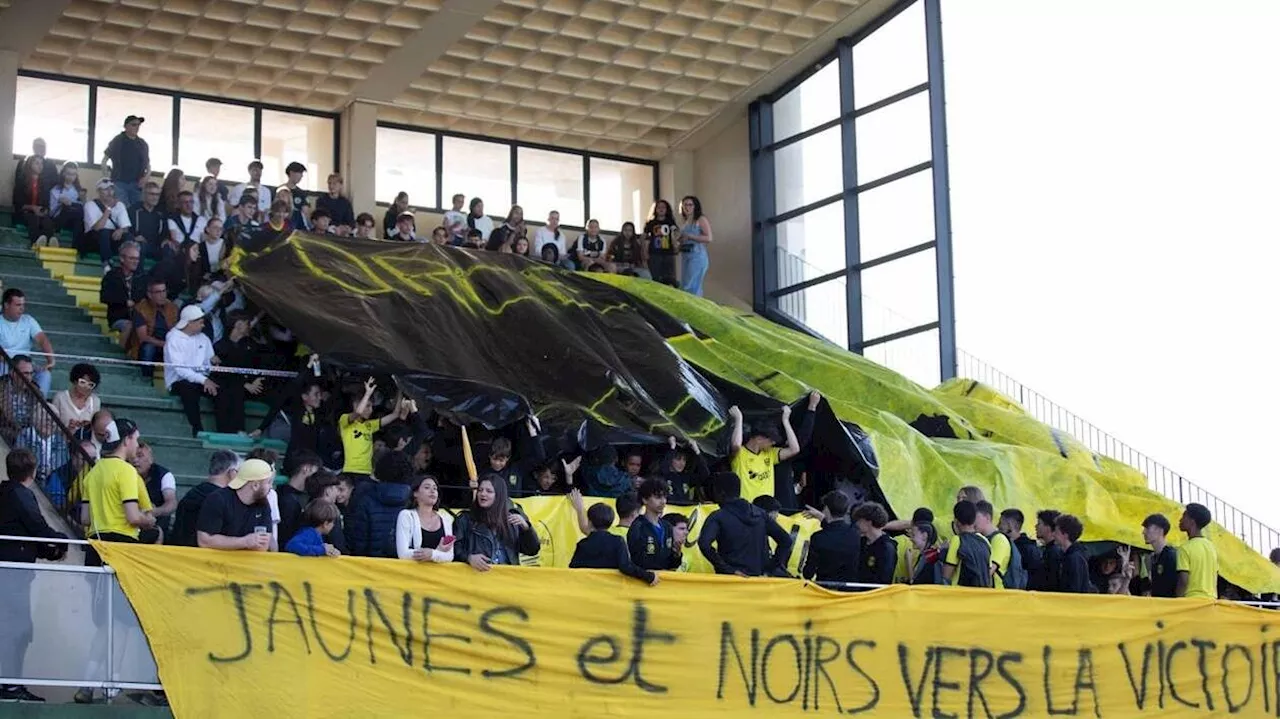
(975, 501, 1023, 589)
(339, 377, 408, 482)
(82, 418, 156, 566)
(727, 402, 800, 502)
(1176, 503, 1218, 599)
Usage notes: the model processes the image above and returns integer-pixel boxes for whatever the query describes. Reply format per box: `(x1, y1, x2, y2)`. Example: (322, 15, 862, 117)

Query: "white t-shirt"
(469, 215, 494, 241)
(533, 226, 566, 258)
(443, 210, 467, 238)
(0, 314, 42, 354)
(228, 184, 273, 214)
(193, 194, 227, 223)
(51, 390, 101, 427)
(203, 237, 226, 268)
(83, 198, 132, 233)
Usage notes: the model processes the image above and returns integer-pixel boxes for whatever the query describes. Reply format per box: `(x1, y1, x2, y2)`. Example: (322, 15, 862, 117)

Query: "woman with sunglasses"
(50, 364, 102, 431)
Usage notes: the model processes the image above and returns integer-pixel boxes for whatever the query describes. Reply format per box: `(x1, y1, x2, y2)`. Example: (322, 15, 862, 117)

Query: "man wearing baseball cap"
(164, 305, 239, 436)
(101, 116, 149, 208)
(387, 210, 420, 242)
(196, 458, 275, 552)
(82, 418, 157, 566)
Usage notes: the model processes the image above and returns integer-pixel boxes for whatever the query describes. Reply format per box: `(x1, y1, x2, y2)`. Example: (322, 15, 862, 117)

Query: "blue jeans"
(90, 229, 132, 264)
(113, 181, 142, 209)
(680, 244, 709, 297)
(138, 343, 161, 378)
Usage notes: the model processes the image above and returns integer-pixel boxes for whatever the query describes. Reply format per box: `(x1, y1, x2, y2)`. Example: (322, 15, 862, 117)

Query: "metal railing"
(957, 350, 1280, 554)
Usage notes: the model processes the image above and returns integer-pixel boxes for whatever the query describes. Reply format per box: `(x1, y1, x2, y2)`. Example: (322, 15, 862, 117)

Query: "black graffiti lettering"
(930, 646, 965, 719)
(1156, 638, 1167, 710)
(801, 622, 814, 711)
(845, 640, 881, 715)
(717, 623, 760, 705)
(1119, 642, 1156, 710)
(1272, 638, 1280, 714)
(899, 644, 936, 718)
(1165, 641, 1199, 709)
(810, 635, 844, 713)
(1191, 639, 1217, 712)
(1072, 649, 1100, 719)
(995, 652, 1027, 719)
(1221, 644, 1255, 713)
(266, 582, 310, 655)
(421, 597, 471, 675)
(304, 582, 356, 662)
(761, 634, 802, 705)
(478, 606, 536, 680)
(185, 582, 263, 663)
(576, 601, 676, 694)
(1262, 628, 1271, 714)
(966, 648, 995, 719)
(364, 589, 413, 667)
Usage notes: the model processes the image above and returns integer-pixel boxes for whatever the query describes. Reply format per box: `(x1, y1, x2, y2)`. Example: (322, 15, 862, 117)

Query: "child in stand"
(285, 499, 342, 557)
(570, 503, 659, 586)
(665, 513, 692, 572)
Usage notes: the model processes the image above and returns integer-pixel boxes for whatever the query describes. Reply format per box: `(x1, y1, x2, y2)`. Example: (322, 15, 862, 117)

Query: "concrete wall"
(691, 114, 752, 310)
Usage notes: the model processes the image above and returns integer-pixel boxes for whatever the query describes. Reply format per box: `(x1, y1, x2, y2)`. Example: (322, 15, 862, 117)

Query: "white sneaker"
(33, 236, 47, 248)
(48, 236, 60, 248)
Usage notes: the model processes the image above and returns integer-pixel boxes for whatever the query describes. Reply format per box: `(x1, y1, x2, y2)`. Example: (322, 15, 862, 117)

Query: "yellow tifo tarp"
(97, 541, 1280, 719)
(591, 275, 1280, 595)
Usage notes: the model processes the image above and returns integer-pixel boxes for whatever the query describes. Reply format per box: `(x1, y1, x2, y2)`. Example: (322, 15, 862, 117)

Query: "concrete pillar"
(0, 50, 18, 206)
(659, 149, 694, 205)
(339, 101, 378, 218)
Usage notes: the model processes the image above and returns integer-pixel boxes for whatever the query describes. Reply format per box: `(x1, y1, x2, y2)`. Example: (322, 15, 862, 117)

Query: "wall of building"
(691, 114, 752, 310)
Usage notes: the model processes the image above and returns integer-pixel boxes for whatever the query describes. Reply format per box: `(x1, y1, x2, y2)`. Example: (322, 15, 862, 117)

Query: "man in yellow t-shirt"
(975, 501, 1015, 588)
(340, 377, 407, 478)
(82, 418, 157, 566)
(727, 403, 800, 502)
(1176, 503, 1218, 599)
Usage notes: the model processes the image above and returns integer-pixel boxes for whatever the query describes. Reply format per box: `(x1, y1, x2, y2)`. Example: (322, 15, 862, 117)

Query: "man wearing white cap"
(83, 179, 133, 274)
(164, 305, 238, 436)
(196, 458, 274, 552)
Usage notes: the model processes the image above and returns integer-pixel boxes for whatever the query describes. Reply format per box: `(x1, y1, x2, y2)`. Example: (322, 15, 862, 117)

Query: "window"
(776, 202, 846, 282)
(376, 127, 437, 207)
(852, 0, 927, 110)
(774, 125, 843, 215)
(773, 60, 841, 142)
(858, 169, 935, 261)
(442, 136, 512, 213)
(861, 247, 938, 342)
(589, 158, 654, 232)
(864, 327, 941, 388)
(518, 147, 584, 227)
(260, 111, 335, 191)
(855, 90, 931, 183)
(178, 99, 254, 181)
(776, 280, 849, 349)
(14, 77, 89, 164)
(93, 88, 173, 171)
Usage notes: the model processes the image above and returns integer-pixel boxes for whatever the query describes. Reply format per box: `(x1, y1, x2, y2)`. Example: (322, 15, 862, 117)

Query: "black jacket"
(275, 483, 309, 549)
(170, 481, 222, 547)
(698, 498, 793, 577)
(571, 531, 654, 584)
(453, 507, 540, 566)
(627, 516, 682, 572)
(802, 518, 861, 583)
(100, 268, 147, 325)
(1057, 543, 1093, 594)
(1013, 534, 1045, 588)
(659, 450, 709, 504)
(315, 194, 355, 228)
(11, 172, 52, 212)
(347, 481, 411, 558)
(0, 481, 66, 563)
(1036, 543, 1063, 592)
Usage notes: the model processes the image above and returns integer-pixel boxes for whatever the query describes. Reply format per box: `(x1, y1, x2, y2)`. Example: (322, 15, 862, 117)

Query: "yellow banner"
(99, 541, 1279, 719)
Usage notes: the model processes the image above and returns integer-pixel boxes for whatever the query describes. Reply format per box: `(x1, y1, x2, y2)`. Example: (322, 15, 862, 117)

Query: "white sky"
(943, 1, 1280, 528)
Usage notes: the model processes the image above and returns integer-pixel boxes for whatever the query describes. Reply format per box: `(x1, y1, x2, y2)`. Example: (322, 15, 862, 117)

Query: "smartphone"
(439, 536, 456, 548)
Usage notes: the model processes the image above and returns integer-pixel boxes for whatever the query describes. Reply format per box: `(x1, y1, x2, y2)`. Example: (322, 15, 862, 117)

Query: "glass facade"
(750, 0, 954, 388)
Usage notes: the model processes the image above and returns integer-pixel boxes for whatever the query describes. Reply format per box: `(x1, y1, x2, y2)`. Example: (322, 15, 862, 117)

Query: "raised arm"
(777, 405, 801, 462)
(728, 405, 743, 455)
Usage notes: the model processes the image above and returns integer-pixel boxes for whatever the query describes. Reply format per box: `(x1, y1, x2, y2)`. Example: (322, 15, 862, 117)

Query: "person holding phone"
(454, 475, 540, 571)
(395, 475, 455, 562)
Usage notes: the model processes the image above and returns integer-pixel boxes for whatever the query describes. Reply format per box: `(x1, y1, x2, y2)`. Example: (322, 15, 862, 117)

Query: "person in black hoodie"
(1052, 513, 1093, 593)
(347, 450, 413, 557)
(487, 417, 545, 496)
(455, 474, 540, 571)
(660, 436, 709, 504)
(277, 450, 323, 549)
(169, 450, 241, 547)
(802, 490, 861, 583)
(698, 472, 793, 577)
(999, 508, 1044, 589)
(1033, 509, 1062, 592)
(628, 478, 683, 573)
(852, 501, 898, 585)
(571, 503, 658, 585)
(0, 449, 67, 703)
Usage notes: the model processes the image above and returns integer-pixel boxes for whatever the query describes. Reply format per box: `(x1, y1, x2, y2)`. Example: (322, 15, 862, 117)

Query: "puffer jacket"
(346, 480, 412, 558)
(453, 506, 540, 566)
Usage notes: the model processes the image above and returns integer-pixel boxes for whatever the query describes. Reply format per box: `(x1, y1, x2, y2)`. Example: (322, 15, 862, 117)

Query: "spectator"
(852, 501, 896, 585)
(443, 193, 467, 244)
(582, 444, 631, 498)
(486, 206, 526, 251)
(570, 219, 606, 270)
(1140, 513, 1178, 598)
(678, 195, 712, 296)
(510, 236, 532, 257)
(133, 441, 176, 538)
(101, 115, 149, 208)
(1053, 513, 1092, 593)
(941, 500, 992, 588)
(908, 521, 943, 585)
(533, 211, 569, 266)
(538, 242, 561, 265)
(83, 179, 133, 273)
(100, 240, 146, 345)
(608, 492, 640, 538)
(644, 199, 679, 284)
(227, 160, 273, 215)
(890, 507, 934, 582)
(167, 191, 207, 248)
(354, 212, 377, 240)
(387, 211, 419, 242)
(802, 490, 860, 583)
(159, 169, 185, 215)
(282, 162, 310, 228)
(82, 418, 157, 563)
(1033, 509, 1062, 592)
(284, 499, 342, 557)
(659, 436, 708, 503)
(382, 192, 411, 239)
(627, 478, 682, 573)
(12, 138, 59, 190)
(0, 354, 38, 439)
(170, 450, 240, 547)
(305, 469, 347, 554)
(395, 475, 455, 562)
(998, 508, 1045, 590)
(0, 448, 67, 704)
(976, 500, 1022, 589)
(464, 227, 485, 249)
(310, 208, 333, 235)
(314, 174, 355, 235)
(13, 155, 56, 248)
(48, 429, 94, 520)
(429, 226, 450, 246)
(193, 176, 225, 223)
(346, 449, 414, 558)
(50, 363, 101, 431)
(617, 450, 644, 490)
(698, 471, 792, 577)
(204, 158, 227, 200)
(454, 474, 540, 571)
(1176, 503, 1218, 599)
(665, 512, 692, 572)
(164, 305, 238, 436)
(49, 161, 86, 247)
(572, 503, 658, 585)
(275, 450, 323, 548)
(224, 191, 262, 247)
(487, 419, 547, 495)
(196, 457, 274, 552)
(253, 371, 338, 463)
(340, 377, 405, 482)
(466, 197, 493, 241)
(15, 404, 65, 485)
(1, 289, 55, 397)
(128, 279, 177, 374)
(727, 403, 800, 502)
(607, 221, 648, 277)
(197, 218, 230, 279)
(88, 409, 115, 457)
(128, 182, 166, 259)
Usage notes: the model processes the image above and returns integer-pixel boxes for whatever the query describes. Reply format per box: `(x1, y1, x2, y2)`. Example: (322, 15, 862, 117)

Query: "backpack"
(990, 532, 1027, 590)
